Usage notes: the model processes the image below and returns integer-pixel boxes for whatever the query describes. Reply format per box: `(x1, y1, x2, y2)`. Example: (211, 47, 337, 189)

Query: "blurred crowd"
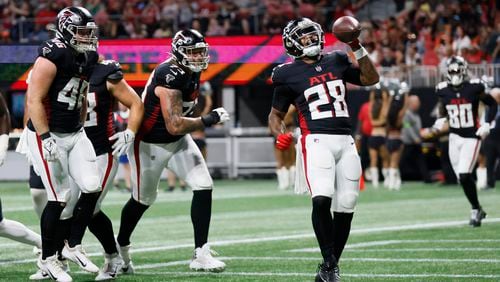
(1, 0, 499, 68)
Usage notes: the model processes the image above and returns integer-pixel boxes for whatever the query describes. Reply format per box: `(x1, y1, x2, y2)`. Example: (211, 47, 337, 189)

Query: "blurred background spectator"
(0, 0, 496, 67)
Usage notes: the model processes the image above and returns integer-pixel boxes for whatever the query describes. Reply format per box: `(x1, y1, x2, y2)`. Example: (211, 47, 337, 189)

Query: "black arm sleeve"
(480, 93, 498, 123)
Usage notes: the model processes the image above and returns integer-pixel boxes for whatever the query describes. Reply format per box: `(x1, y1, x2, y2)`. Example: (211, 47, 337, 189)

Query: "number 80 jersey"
(436, 79, 484, 138)
(271, 52, 362, 135)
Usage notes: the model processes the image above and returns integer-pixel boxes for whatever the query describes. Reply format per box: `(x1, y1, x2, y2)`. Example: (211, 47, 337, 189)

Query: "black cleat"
(469, 209, 486, 227)
(315, 261, 340, 282)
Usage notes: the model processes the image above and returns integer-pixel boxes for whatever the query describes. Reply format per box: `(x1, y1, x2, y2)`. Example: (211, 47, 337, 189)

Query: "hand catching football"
(332, 16, 361, 49)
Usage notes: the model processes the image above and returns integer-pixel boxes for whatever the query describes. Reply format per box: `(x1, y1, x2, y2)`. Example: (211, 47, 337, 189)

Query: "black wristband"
(201, 111, 220, 127)
(40, 132, 51, 140)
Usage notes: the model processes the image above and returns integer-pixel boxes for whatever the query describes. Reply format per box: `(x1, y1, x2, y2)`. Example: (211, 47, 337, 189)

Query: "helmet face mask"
(283, 18, 324, 59)
(446, 56, 468, 87)
(172, 29, 210, 73)
(56, 7, 98, 53)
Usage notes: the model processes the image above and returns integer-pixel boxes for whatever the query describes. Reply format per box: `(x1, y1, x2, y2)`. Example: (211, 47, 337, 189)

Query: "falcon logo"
(165, 74, 175, 84)
(315, 65, 322, 72)
(58, 10, 81, 33)
(42, 47, 52, 56)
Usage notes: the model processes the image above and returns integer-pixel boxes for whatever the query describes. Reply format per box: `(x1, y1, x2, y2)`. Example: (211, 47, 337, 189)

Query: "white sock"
(370, 167, 379, 188)
(276, 167, 289, 190)
(288, 166, 296, 189)
(382, 168, 390, 187)
(30, 189, 47, 219)
(476, 167, 487, 190)
(0, 219, 41, 248)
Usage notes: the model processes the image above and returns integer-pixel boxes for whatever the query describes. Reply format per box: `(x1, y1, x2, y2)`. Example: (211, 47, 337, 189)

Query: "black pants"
(483, 135, 500, 188)
(440, 141, 457, 184)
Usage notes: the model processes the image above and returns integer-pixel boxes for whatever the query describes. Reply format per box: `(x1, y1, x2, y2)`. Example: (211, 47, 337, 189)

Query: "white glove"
(41, 136, 60, 162)
(432, 117, 447, 132)
(475, 122, 490, 139)
(213, 107, 230, 124)
(109, 128, 135, 157)
(0, 134, 8, 166)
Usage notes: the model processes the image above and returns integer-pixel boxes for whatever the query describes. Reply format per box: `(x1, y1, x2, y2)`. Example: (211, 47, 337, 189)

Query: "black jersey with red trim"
(27, 38, 98, 133)
(139, 59, 200, 143)
(436, 79, 485, 138)
(271, 51, 362, 135)
(84, 60, 123, 156)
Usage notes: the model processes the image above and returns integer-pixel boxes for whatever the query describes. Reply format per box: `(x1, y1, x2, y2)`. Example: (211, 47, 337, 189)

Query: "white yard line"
(2, 190, 289, 212)
(2, 218, 500, 266)
(133, 256, 500, 270)
(129, 271, 500, 279)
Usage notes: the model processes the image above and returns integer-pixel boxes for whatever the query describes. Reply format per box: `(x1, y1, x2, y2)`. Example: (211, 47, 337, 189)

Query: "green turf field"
(0, 180, 499, 281)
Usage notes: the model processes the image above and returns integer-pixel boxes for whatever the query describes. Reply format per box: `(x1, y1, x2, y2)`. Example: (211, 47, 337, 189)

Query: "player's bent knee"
(459, 173, 473, 184)
(336, 191, 359, 213)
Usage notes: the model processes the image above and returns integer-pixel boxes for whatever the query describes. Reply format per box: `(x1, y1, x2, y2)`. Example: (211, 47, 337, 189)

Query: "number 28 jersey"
(436, 79, 484, 138)
(271, 52, 362, 135)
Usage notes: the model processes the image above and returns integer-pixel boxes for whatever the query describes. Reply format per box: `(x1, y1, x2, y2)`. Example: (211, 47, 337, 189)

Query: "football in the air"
(332, 16, 361, 43)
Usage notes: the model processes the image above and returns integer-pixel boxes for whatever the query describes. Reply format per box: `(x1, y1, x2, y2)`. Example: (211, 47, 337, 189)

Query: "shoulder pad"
(436, 81, 448, 90)
(100, 60, 123, 81)
(271, 62, 292, 84)
(155, 62, 188, 88)
(38, 39, 68, 62)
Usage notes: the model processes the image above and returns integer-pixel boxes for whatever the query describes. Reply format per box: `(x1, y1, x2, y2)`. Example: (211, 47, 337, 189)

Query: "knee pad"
(459, 173, 473, 185)
(335, 191, 359, 213)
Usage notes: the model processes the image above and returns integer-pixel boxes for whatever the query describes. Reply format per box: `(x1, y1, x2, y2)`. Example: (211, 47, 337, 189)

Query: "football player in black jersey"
(25, 6, 100, 281)
(269, 18, 379, 281)
(116, 29, 228, 273)
(56, 58, 144, 280)
(432, 56, 498, 227)
(0, 93, 42, 257)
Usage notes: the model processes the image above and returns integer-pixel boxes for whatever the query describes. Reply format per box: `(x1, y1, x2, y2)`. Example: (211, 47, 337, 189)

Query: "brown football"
(332, 16, 361, 43)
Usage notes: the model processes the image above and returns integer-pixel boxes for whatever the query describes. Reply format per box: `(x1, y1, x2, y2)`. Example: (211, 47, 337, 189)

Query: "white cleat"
(37, 255, 72, 282)
(189, 244, 226, 272)
(62, 242, 99, 273)
(29, 269, 50, 280)
(95, 253, 124, 281)
(116, 243, 134, 274)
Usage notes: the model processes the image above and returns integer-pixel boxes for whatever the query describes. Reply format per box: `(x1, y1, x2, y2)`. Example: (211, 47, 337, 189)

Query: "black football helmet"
(282, 18, 324, 59)
(55, 6, 98, 53)
(171, 29, 210, 72)
(446, 56, 468, 87)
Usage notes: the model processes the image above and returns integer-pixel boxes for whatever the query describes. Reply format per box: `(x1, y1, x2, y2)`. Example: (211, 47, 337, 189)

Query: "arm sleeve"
(271, 66, 293, 112)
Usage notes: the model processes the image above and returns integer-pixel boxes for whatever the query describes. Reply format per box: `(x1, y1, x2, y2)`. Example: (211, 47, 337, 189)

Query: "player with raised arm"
(25, 6, 100, 281)
(116, 29, 228, 273)
(433, 56, 498, 227)
(268, 17, 379, 282)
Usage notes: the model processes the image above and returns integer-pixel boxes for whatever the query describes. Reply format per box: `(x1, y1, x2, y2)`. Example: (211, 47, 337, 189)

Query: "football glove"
(475, 122, 491, 139)
(109, 128, 135, 157)
(276, 132, 293, 151)
(0, 134, 8, 166)
(201, 107, 230, 127)
(41, 134, 60, 162)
